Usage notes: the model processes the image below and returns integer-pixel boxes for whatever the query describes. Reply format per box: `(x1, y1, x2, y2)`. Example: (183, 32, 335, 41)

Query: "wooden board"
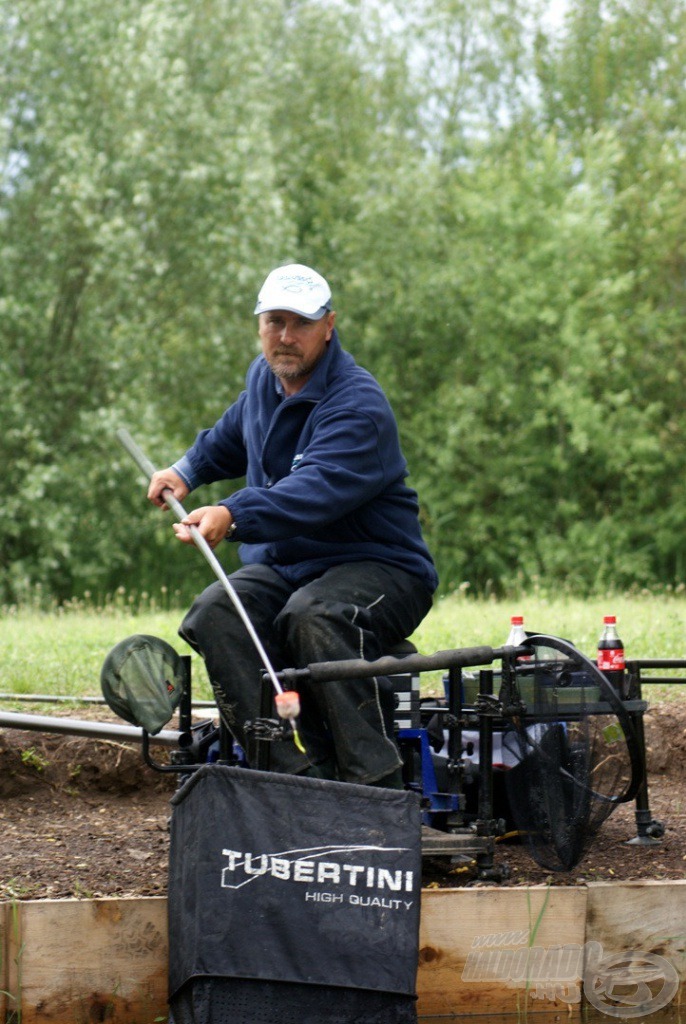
(584, 881, 686, 1018)
(0, 901, 8, 1021)
(3, 884, 686, 1021)
(586, 879, 686, 958)
(418, 885, 588, 1017)
(5, 897, 168, 1024)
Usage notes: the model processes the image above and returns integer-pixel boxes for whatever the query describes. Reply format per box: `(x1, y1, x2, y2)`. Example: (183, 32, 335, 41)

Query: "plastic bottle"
(505, 614, 533, 665)
(505, 615, 528, 647)
(597, 615, 625, 694)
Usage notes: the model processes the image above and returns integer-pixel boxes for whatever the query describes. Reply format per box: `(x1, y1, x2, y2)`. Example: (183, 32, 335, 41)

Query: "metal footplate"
(421, 825, 491, 856)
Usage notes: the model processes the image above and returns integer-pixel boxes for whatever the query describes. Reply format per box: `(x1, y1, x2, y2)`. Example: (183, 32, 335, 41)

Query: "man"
(148, 263, 437, 787)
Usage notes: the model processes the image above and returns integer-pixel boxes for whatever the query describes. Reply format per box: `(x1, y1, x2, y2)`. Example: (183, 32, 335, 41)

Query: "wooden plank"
(9, 897, 168, 1024)
(417, 885, 587, 1018)
(0, 900, 8, 1021)
(584, 881, 686, 1015)
(5, 883, 685, 1022)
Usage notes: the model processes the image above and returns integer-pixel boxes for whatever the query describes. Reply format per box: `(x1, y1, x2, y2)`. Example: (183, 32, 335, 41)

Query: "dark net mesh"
(170, 978, 417, 1024)
(502, 635, 643, 872)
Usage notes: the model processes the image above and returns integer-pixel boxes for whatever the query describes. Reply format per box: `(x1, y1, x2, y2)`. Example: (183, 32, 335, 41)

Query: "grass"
(411, 589, 686, 700)
(0, 599, 199, 700)
(1, 587, 685, 703)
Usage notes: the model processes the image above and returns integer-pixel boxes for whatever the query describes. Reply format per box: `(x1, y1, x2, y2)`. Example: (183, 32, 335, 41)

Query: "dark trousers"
(179, 561, 432, 784)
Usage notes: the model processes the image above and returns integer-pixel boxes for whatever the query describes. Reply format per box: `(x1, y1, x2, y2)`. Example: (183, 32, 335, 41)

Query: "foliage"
(0, 0, 292, 601)
(2, 0, 686, 602)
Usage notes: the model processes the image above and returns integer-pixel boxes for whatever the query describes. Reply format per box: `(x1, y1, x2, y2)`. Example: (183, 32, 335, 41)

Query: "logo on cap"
(255, 263, 332, 319)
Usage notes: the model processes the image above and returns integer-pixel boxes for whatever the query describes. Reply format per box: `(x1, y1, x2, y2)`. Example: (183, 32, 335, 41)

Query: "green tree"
(3, 0, 686, 605)
(0, 0, 293, 601)
(530, 0, 686, 588)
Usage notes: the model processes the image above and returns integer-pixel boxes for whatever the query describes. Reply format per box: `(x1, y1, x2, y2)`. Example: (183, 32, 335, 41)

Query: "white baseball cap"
(254, 263, 332, 320)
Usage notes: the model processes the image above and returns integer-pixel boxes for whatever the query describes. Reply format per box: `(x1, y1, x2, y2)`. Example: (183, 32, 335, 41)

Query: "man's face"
(259, 309, 336, 394)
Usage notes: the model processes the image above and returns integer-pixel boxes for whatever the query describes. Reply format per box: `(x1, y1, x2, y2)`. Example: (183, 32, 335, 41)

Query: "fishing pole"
(116, 428, 305, 751)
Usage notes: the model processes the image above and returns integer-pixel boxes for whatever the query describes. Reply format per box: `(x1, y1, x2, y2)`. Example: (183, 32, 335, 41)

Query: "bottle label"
(597, 648, 625, 671)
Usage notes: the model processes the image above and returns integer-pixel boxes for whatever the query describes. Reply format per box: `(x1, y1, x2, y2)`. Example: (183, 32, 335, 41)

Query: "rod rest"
(275, 644, 516, 687)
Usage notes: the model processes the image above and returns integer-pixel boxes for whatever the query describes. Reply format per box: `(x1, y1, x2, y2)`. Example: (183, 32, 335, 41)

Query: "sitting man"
(147, 263, 437, 787)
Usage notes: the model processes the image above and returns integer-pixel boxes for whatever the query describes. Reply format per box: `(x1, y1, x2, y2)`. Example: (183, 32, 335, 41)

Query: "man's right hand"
(147, 468, 190, 509)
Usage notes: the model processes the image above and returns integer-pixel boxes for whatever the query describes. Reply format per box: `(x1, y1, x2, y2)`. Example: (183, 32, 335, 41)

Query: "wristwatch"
(226, 519, 238, 539)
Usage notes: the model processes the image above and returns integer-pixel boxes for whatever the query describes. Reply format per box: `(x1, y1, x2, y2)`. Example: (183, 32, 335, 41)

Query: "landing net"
(502, 635, 643, 871)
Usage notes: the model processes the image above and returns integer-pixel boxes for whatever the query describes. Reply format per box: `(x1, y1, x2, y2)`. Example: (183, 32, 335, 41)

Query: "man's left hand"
(172, 505, 232, 549)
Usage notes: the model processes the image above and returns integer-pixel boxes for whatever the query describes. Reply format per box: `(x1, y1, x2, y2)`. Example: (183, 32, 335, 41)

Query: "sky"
(541, 0, 570, 30)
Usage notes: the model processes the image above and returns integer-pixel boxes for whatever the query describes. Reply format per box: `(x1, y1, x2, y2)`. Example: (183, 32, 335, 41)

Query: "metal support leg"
(445, 665, 466, 829)
(627, 707, 664, 845)
(475, 669, 504, 880)
(170, 657, 198, 777)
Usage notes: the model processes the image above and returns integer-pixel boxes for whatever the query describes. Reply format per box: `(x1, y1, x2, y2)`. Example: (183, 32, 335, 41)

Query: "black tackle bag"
(168, 764, 422, 1024)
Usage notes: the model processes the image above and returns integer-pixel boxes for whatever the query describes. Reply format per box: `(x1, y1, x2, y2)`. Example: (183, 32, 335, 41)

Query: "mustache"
(273, 348, 302, 357)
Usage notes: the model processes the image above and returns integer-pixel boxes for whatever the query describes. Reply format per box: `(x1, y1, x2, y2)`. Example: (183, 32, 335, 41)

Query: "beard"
(267, 350, 323, 383)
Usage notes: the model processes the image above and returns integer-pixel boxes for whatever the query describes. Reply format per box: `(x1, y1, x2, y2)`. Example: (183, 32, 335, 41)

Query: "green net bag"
(101, 634, 184, 734)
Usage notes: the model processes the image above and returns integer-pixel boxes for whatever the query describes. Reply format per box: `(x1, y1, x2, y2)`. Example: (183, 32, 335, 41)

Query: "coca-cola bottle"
(505, 614, 532, 664)
(505, 615, 527, 647)
(597, 615, 626, 694)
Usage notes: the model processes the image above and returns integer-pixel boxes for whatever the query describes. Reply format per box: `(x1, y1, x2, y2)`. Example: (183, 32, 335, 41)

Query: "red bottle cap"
(603, 615, 617, 624)
(511, 615, 524, 625)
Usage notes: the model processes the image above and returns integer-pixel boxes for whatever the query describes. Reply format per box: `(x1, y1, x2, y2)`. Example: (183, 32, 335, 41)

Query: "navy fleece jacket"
(174, 330, 438, 593)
